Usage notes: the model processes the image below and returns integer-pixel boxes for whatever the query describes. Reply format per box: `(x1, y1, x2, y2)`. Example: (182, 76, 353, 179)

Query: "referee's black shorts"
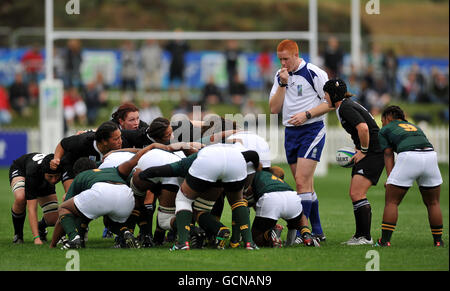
(351, 152, 384, 185)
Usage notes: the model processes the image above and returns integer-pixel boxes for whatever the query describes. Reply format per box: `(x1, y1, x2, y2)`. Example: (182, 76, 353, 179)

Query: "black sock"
(381, 221, 396, 243)
(11, 209, 26, 238)
(38, 218, 48, 232)
(353, 199, 372, 240)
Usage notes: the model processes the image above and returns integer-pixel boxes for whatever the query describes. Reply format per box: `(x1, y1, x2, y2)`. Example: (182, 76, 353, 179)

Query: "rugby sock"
(125, 209, 141, 233)
(38, 218, 48, 232)
(297, 193, 312, 237)
(59, 213, 78, 241)
(309, 192, 324, 235)
(380, 221, 396, 244)
(231, 201, 253, 244)
(430, 224, 443, 244)
(197, 212, 224, 237)
(175, 210, 193, 244)
(11, 209, 26, 238)
(299, 192, 313, 218)
(353, 199, 372, 240)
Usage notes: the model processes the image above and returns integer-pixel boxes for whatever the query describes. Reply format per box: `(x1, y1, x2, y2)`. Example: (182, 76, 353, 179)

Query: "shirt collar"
(289, 58, 305, 76)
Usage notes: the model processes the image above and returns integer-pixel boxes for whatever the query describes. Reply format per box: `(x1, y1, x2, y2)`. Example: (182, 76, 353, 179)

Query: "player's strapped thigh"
(130, 176, 146, 198)
(41, 200, 59, 215)
(11, 178, 25, 193)
(157, 205, 175, 230)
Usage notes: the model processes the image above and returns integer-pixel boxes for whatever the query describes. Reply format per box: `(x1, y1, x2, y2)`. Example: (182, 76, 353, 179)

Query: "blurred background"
(0, 0, 448, 167)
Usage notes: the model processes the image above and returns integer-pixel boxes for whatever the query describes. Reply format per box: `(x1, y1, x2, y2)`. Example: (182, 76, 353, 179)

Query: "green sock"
(176, 210, 193, 244)
(381, 221, 396, 243)
(60, 214, 78, 240)
(231, 201, 253, 244)
(197, 212, 224, 236)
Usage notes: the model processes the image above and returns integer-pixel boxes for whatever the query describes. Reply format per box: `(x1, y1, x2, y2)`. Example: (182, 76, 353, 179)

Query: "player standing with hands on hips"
(323, 79, 384, 245)
(269, 39, 331, 241)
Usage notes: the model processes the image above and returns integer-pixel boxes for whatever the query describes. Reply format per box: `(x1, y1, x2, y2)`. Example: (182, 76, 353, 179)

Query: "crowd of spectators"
(0, 36, 448, 128)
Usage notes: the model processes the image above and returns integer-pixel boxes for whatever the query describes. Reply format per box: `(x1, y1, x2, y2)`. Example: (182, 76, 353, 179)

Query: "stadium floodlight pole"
(351, 0, 362, 72)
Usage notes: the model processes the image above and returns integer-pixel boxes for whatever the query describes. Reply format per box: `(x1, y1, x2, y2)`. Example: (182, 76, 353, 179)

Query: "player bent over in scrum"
(248, 167, 319, 247)
(135, 143, 261, 250)
(50, 144, 155, 249)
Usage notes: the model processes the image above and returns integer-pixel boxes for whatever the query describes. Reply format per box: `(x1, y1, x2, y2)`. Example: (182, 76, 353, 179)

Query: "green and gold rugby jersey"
(251, 170, 294, 202)
(65, 167, 128, 200)
(169, 152, 198, 177)
(378, 120, 433, 154)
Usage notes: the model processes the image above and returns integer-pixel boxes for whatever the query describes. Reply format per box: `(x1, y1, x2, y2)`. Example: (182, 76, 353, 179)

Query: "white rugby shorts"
(255, 190, 303, 221)
(99, 151, 135, 169)
(74, 182, 134, 223)
(136, 148, 183, 186)
(387, 151, 443, 188)
(188, 144, 247, 183)
(228, 131, 271, 168)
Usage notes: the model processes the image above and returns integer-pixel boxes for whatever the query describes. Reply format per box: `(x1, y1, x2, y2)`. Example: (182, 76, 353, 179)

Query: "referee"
(323, 79, 384, 245)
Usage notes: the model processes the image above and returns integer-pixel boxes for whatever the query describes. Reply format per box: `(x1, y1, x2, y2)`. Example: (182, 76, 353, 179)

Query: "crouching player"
(248, 166, 319, 247)
(50, 144, 155, 249)
(9, 153, 63, 244)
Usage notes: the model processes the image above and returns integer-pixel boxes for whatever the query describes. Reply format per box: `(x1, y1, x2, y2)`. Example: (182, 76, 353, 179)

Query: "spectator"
(65, 39, 83, 89)
(63, 87, 87, 128)
(201, 75, 223, 107)
(382, 48, 398, 96)
(121, 40, 139, 92)
(165, 29, 190, 91)
(257, 45, 274, 97)
(429, 67, 449, 104)
(400, 64, 428, 103)
(9, 73, 30, 117)
(0, 85, 12, 125)
(139, 99, 163, 125)
(20, 43, 43, 83)
(224, 40, 241, 89)
(323, 36, 344, 79)
(140, 39, 162, 92)
(53, 47, 66, 80)
(83, 80, 106, 126)
(358, 76, 379, 113)
(229, 73, 248, 106)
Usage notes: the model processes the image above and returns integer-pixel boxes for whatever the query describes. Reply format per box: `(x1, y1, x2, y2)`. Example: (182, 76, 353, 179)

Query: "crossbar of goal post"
(44, 0, 327, 175)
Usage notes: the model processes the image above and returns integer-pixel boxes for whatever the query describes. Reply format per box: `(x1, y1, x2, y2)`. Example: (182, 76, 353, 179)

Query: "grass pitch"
(0, 164, 448, 271)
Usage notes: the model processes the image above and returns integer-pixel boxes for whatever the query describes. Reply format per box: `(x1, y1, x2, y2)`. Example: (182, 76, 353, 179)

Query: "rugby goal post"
(43, 0, 328, 175)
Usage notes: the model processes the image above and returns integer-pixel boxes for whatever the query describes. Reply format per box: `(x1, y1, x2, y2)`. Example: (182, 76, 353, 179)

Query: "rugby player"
(50, 121, 122, 193)
(135, 143, 261, 250)
(376, 105, 444, 247)
(9, 153, 63, 244)
(323, 79, 384, 245)
(248, 167, 319, 247)
(49, 144, 156, 249)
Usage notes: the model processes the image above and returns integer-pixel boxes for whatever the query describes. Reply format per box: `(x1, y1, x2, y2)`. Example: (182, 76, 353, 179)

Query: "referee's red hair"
(277, 39, 299, 55)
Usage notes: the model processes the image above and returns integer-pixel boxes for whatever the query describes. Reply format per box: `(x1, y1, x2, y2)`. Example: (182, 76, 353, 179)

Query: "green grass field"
(0, 163, 448, 271)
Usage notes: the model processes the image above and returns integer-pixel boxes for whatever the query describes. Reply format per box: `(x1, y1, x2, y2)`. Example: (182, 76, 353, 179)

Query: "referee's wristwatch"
(305, 111, 312, 120)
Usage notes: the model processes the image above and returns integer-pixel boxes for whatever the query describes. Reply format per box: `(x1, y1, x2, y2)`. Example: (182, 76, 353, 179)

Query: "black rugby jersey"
(336, 98, 382, 153)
